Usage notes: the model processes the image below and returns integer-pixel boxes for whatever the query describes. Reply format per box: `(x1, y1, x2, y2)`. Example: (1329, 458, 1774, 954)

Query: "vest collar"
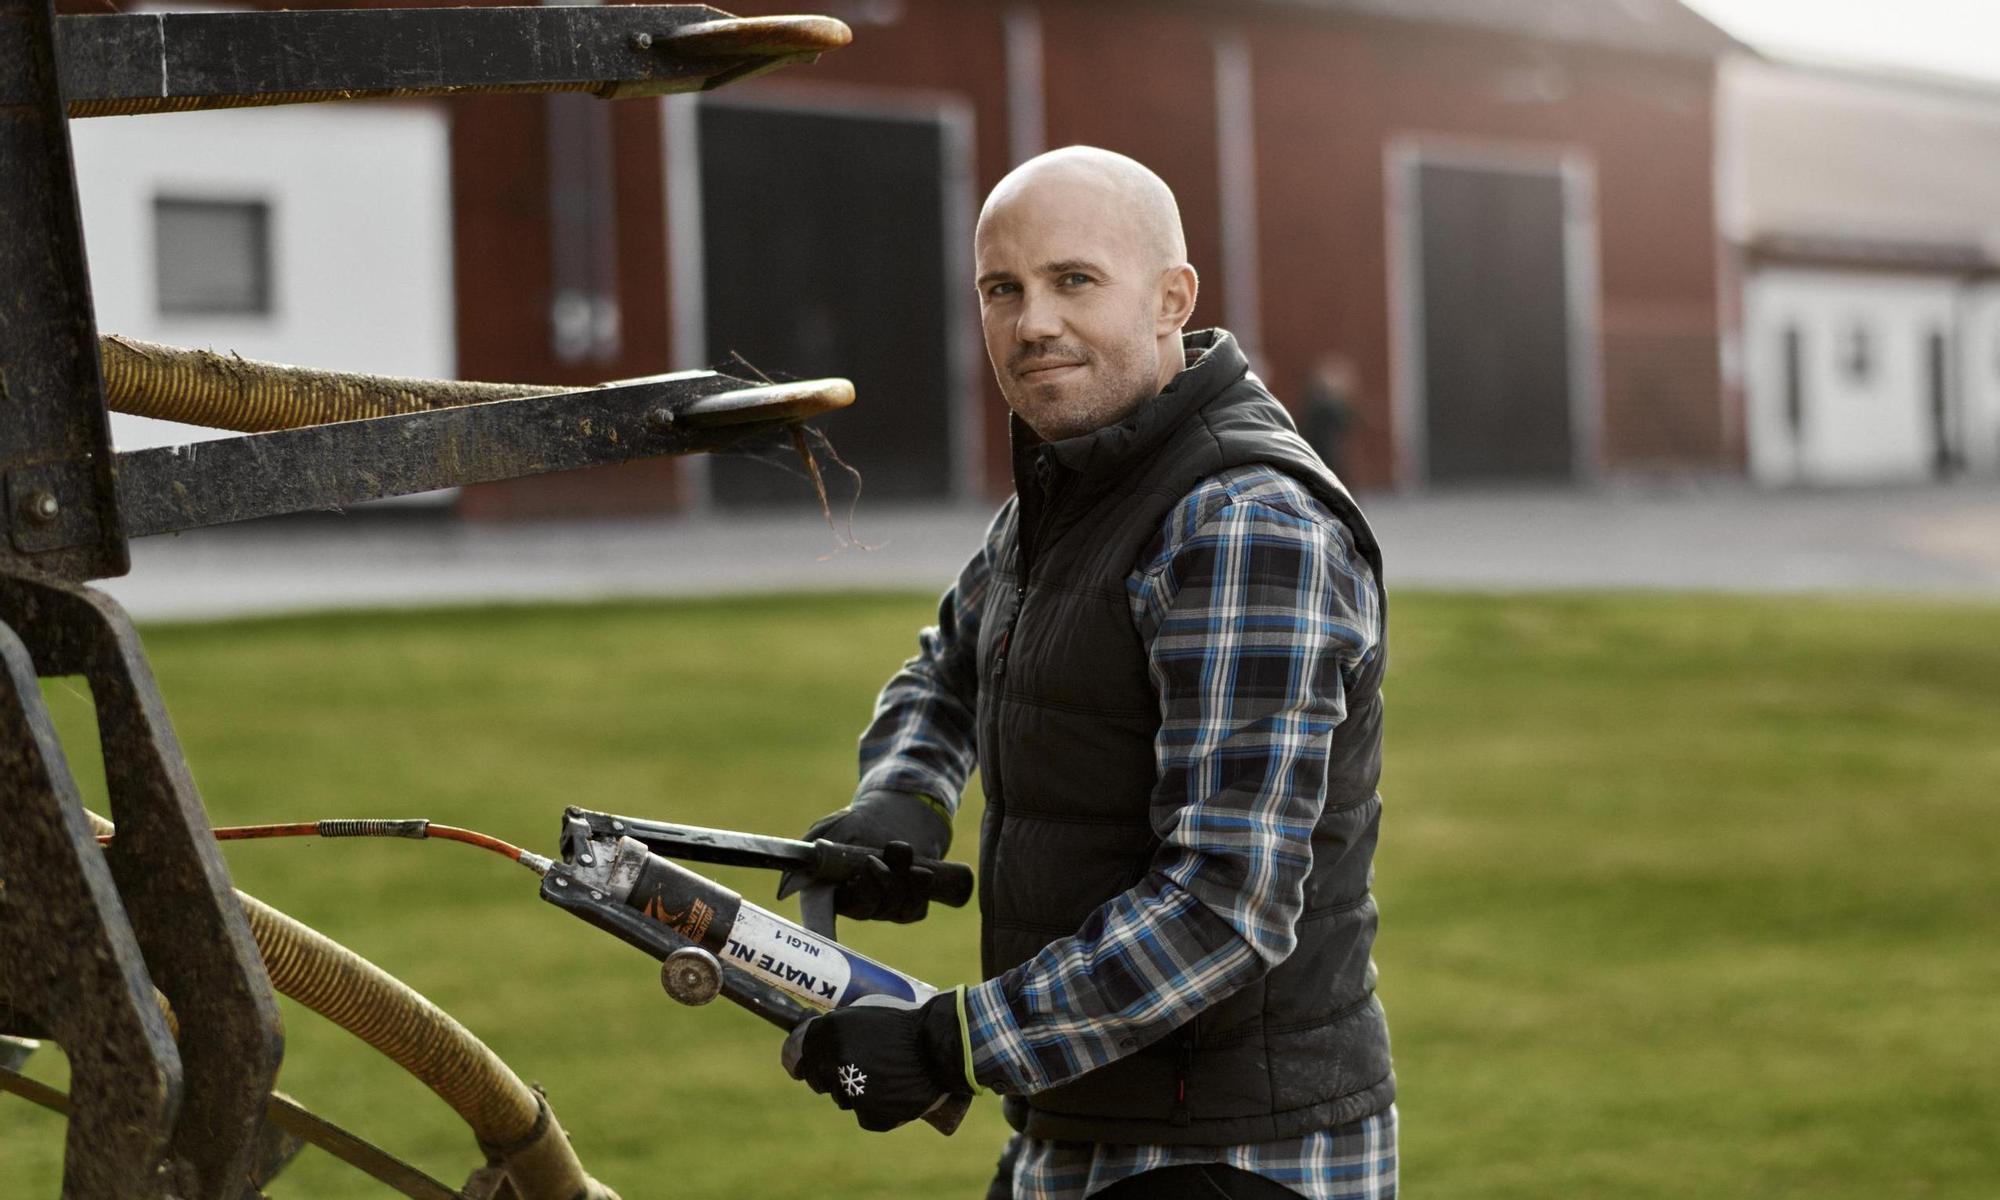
(1009, 328, 1249, 501)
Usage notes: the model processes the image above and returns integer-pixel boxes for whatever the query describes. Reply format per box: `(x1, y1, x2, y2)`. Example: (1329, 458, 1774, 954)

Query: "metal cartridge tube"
(601, 837, 932, 1011)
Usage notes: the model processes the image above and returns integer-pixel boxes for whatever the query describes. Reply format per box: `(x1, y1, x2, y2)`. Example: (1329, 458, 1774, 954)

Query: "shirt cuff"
(963, 976, 1038, 1096)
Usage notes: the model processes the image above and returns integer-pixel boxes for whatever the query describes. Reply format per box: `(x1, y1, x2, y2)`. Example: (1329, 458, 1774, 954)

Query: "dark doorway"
(698, 103, 955, 506)
(1927, 329, 1958, 476)
(1415, 161, 1577, 483)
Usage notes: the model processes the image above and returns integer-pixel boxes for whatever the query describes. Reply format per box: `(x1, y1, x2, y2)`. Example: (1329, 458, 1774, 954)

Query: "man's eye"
(1058, 273, 1091, 287)
(985, 282, 1020, 299)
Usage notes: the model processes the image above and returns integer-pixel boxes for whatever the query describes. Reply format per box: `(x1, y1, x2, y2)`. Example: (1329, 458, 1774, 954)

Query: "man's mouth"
(1017, 360, 1084, 378)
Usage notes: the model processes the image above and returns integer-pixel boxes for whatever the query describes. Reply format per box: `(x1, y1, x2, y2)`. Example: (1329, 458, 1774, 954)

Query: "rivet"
(555, 877, 569, 888)
(629, 31, 653, 50)
(589, 890, 604, 901)
(646, 407, 677, 433)
(20, 491, 59, 525)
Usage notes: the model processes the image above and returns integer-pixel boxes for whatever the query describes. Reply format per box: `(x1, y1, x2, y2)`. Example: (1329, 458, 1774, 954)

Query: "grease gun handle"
(927, 859, 976, 907)
(797, 842, 977, 940)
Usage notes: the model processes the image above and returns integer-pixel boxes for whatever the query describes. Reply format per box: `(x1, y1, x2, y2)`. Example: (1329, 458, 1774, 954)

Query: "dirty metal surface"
(0, 0, 125, 581)
(0, 619, 178, 1197)
(0, 574, 284, 1199)
(55, 4, 749, 113)
(113, 372, 847, 537)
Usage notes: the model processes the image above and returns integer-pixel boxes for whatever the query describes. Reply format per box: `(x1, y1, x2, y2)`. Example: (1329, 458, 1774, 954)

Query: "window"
(1838, 320, 1873, 385)
(154, 197, 272, 316)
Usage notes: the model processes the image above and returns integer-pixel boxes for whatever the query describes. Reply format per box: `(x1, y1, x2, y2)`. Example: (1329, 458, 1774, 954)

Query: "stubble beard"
(1002, 339, 1159, 442)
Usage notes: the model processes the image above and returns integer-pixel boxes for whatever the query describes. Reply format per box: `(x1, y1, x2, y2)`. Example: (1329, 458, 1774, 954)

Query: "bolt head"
(646, 406, 677, 433)
(19, 491, 58, 525)
(629, 31, 653, 50)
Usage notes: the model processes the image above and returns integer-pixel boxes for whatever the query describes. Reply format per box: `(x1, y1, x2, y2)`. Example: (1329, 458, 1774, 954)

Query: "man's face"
(975, 181, 1167, 442)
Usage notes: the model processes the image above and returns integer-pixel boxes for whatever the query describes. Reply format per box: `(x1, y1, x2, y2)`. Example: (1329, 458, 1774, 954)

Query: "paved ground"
(98, 480, 2000, 621)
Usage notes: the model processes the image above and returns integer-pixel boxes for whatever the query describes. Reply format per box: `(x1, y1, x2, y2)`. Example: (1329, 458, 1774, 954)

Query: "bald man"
(784, 147, 1396, 1199)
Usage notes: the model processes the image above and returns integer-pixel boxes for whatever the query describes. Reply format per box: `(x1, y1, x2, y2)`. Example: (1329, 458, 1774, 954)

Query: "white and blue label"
(725, 904, 922, 1010)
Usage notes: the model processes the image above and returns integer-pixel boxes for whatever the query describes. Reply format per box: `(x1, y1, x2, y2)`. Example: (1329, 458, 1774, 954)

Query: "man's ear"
(1157, 263, 1199, 334)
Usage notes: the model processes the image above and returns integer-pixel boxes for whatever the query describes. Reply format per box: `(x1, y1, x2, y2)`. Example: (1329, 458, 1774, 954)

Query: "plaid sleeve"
(964, 469, 1380, 1096)
(853, 501, 1013, 817)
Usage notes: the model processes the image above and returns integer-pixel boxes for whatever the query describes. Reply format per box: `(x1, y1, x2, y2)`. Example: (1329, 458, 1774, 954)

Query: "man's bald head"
(974, 147, 1200, 441)
(978, 146, 1188, 275)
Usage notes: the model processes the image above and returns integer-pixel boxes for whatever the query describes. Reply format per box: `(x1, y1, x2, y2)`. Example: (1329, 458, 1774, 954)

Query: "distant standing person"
(1299, 354, 1361, 479)
(781, 146, 1396, 1199)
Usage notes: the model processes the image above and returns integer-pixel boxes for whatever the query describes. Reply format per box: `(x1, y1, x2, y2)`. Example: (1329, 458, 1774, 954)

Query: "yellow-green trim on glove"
(952, 986, 986, 1095)
(915, 793, 953, 828)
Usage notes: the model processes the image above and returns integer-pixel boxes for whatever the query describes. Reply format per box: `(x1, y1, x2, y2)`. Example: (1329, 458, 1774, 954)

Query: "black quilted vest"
(974, 329, 1394, 1145)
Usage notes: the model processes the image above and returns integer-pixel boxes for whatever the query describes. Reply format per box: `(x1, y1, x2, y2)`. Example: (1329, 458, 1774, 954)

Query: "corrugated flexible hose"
(98, 335, 572, 432)
(81, 811, 618, 1200)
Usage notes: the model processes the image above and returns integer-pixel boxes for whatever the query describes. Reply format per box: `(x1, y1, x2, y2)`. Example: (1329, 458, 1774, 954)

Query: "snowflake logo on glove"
(837, 1064, 868, 1097)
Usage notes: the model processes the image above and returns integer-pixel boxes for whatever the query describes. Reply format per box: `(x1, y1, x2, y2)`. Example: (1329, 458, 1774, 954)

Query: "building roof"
(1262, 0, 1742, 61)
(1720, 55, 2000, 265)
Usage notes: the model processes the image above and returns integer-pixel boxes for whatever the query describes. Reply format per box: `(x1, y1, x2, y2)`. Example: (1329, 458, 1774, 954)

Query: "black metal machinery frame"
(0, 3, 851, 1195)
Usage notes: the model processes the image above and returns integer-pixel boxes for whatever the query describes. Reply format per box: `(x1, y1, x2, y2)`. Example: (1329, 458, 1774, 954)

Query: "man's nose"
(1015, 286, 1062, 343)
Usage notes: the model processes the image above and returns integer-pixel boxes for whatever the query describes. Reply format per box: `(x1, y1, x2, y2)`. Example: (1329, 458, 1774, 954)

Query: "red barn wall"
(704, 0, 1728, 495)
(1244, 10, 1723, 485)
(95, 0, 1726, 507)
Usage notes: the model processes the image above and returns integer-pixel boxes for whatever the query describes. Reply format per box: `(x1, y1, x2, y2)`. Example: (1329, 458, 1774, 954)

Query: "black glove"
(782, 992, 970, 1132)
(777, 790, 951, 924)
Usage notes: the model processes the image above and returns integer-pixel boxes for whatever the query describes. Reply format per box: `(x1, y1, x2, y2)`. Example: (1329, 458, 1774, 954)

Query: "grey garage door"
(1416, 161, 1576, 483)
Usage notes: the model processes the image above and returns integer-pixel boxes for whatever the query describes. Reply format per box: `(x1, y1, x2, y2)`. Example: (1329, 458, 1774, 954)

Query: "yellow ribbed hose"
(81, 812, 617, 1200)
(239, 897, 537, 1144)
(97, 335, 572, 433)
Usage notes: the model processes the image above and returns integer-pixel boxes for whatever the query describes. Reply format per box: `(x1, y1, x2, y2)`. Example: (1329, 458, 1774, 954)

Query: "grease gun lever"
(559, 806, 974, 939)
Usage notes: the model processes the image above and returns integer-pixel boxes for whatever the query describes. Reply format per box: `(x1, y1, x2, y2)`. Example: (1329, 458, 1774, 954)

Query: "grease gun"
(536, 806, 977, 1134)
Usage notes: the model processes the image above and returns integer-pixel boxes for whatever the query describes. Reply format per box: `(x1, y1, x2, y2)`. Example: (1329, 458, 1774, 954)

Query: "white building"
(1721, 56, 2000, 486)
(67, 102, 457, 452)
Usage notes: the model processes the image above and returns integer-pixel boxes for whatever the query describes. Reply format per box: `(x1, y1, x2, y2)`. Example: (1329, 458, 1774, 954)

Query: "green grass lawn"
(6, 590, 1998, 1198)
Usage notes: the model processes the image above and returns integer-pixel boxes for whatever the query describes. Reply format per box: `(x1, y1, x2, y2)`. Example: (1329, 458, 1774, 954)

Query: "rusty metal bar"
(0, 0, 125, 580)
(55, 7, 851, 117)
(0, 621, 180, 1198)
(265, 1093, 466, 1200)
(0, 575, 285, 1200)
(111, 373, 852, 539)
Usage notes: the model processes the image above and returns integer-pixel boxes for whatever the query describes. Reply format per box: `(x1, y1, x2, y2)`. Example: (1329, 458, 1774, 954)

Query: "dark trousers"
(1092, 1165, 1304, 1198)
(986, 1139, 1303, 1199)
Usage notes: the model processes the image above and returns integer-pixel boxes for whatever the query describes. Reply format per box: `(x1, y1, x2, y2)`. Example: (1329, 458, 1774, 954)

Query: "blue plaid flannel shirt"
(856, 463, 1394, 1200)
